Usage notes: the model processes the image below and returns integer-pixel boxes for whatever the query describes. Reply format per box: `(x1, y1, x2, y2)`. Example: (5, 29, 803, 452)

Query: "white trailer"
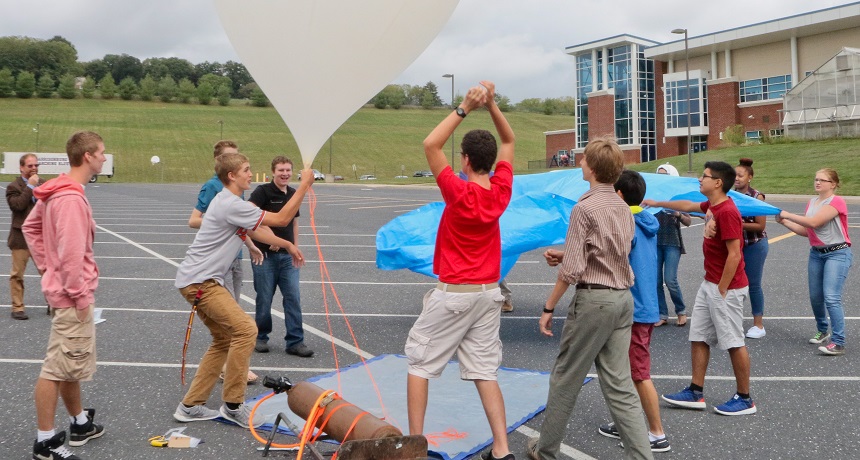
(1, 152, 114, 183)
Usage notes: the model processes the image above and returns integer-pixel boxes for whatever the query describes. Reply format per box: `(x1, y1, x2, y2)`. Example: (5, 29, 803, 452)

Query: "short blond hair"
(215, 152, 249, 185)
(66, 131, 103, 167)
(213, 140, 238, 158)
(583, 136, 624, 184)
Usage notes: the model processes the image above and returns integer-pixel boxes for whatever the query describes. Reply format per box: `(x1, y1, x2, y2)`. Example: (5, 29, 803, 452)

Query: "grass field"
(0, 98, 574, 183)
(0, 97, 857, 194)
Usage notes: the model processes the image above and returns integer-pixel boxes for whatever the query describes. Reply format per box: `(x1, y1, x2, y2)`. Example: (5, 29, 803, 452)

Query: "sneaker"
(819, 342, 846, 355)
(746, 326, 766, 339)
(33, 431, 80, 460)
(219, 403, 265, 429)
(598, 421, 620, 439)
(286, 343, 314, 358)
(809, 331, 830, 344)
(525, 437, 539, 460)
(174, 403, 220, 422)
(650, 436, 671, 453)
(480, 451, 515, 460)
(618, 436, 672, 453)
(255, 339, 269, 353)
(12, 310, 29, 320)
(661, 386, 706, 410)
(68, 408, 105, 447)
(713, 394, 757, 416)
(501, 301, 514, 313)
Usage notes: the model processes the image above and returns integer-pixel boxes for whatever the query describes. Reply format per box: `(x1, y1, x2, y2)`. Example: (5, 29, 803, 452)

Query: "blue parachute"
(376, 169, 780, 279)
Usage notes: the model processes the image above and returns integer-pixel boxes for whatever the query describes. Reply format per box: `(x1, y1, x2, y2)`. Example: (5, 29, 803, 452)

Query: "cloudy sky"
(0, 0, 853, 102)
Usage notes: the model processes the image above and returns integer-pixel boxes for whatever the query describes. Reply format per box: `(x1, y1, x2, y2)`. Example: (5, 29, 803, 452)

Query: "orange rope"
(307, 187, 392, 426)
(248, 388, 337, 454)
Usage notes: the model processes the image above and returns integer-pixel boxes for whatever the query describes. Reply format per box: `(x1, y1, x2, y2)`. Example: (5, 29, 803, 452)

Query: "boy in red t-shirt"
(643, 161, 755, 416)
(405, 81, 515, 460)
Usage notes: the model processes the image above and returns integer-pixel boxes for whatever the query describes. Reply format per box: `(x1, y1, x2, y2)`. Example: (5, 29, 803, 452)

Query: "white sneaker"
(746, 326, 766, 339)
(219, 403, 265, 428)
(173, 403, 220, 422)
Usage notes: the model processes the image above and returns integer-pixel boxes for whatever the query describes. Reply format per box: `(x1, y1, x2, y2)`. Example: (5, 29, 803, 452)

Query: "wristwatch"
(455, 107, 467, 118)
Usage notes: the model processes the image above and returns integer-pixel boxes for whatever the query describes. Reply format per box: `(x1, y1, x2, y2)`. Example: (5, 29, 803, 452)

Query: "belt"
(436, 282, 499, 293)
(576, 283, 614, 290)
(813, 242, 849, 254)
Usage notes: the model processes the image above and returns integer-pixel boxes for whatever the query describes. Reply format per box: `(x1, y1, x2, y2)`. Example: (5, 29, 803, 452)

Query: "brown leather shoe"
(501, 301, 514, 313)
(11, 311, 29, 320)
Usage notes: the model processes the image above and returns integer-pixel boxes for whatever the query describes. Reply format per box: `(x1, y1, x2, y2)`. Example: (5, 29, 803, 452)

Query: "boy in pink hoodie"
(23, 131, 107, 460)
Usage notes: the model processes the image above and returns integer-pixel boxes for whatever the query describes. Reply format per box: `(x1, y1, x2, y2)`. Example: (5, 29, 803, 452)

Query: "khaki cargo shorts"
(40, 305, 97, 382)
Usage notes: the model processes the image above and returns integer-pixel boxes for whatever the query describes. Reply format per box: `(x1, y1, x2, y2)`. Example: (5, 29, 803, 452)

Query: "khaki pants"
(10, 249, 30, 312)
(180, 280, 256, 406)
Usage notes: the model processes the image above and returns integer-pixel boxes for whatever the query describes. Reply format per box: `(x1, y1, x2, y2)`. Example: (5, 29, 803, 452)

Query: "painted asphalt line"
(0, 359, 333, 373)
(515, 425, 596, 460)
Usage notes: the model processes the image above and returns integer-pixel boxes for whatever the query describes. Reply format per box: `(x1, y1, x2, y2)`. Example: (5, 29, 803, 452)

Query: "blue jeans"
(808, 247, 853, 346)
(743, 239, 769, 317)
(657, 245, 686, 320)
(252, 252, 304, 348)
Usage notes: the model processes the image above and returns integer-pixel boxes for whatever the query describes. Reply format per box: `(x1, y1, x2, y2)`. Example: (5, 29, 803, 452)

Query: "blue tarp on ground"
(242, 354, 575, 460)
(376, 169, 781, 279)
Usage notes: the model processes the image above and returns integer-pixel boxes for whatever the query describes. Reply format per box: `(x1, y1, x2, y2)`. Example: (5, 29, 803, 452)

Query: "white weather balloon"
(214, 0, 460, 167)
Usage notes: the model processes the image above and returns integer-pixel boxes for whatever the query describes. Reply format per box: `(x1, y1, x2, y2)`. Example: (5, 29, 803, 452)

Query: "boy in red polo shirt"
(405, 81, 515, 460)
(643, 160, 754, 416)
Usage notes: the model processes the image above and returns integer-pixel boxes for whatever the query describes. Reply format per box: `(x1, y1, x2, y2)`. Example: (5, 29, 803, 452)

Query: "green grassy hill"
(1, 98, 857, 194)
(0, 98, 573, 183)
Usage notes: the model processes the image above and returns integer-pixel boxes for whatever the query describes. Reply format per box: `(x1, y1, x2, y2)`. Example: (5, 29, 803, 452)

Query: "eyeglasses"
(25, 164, 39, 168)
(699, 174, 717, 180)
(813, 178, 833, 183)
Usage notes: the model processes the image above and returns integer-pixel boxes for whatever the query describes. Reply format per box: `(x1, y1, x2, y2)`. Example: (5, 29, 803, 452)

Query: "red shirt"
(700, 199, 748, 289)
(433, 161, 513, 284)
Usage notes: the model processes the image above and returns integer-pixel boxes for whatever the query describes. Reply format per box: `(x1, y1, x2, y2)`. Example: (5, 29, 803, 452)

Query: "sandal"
(676, 315, 687, 327)
(218, 370, 259, 385)
(654, 319, 667, 327)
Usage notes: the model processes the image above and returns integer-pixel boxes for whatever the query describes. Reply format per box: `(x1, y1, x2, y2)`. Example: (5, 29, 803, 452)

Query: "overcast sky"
(0, 0, 853, 102)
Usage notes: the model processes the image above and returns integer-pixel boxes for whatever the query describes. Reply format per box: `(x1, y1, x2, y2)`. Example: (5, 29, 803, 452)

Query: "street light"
(672, 28, 693, 174)
(33, 123, 40, 153)
(442, 73, 455, 165)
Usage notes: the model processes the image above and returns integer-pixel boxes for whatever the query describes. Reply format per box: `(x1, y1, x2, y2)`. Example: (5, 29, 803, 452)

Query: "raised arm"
(422, 85, 487, 177)
(480, 81, 514, 166)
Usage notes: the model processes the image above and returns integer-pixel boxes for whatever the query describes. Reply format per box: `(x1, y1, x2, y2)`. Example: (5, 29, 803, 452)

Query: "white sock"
(37, 429, 56, 442)
(71, 411, 88, 425)
(648, 432, 666, 442)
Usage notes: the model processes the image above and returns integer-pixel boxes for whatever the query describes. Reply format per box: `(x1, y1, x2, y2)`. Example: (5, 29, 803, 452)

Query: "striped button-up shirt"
(558, 183, 635, 289)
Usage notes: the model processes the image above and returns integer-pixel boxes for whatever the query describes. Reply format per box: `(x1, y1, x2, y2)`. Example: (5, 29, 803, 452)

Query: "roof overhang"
(645, 2, 860, 61)
(565, 34, 659, 56)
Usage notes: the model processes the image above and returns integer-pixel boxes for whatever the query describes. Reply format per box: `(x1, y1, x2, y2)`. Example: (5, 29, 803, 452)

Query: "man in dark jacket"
(6, 153, 44, 320)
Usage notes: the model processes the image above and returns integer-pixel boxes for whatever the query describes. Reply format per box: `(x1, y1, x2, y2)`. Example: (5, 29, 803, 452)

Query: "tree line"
(0, 35, 574, 114)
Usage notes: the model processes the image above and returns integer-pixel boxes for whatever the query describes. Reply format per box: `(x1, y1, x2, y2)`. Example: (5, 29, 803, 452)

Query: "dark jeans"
(657, 245, 686, 320)
(743, 239, 769, 317)
(252, 252, 304, 348)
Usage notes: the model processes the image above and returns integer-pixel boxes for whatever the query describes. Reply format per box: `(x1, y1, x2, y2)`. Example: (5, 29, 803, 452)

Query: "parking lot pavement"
(0, 182, 857, 459)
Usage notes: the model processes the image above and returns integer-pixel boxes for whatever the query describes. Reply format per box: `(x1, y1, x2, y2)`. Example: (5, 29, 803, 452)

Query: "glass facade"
(665, 78, 707, 129)
(574, 43, 656, 161)
(739, 74, 791, 102)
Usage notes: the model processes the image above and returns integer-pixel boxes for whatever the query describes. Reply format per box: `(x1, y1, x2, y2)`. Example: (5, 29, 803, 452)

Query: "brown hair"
(66, 131, 103, 167)
(213, 140, 238, 158)
(271, 155, 293, 172)
(19, 153, 37, 167)
(215, 152, 249, 185)
(583, 136, 624, 184)
(817, 168, 840, 188)
(737, 158, 754, 176)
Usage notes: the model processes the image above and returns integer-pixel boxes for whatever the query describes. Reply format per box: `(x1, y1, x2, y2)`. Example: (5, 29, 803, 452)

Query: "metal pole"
(218, 120, 223, 140)
(684, 31, 692, 174)
(329, 136, 333, 174)
(450, 75, 455, 165)
(35, 123, 40, 153)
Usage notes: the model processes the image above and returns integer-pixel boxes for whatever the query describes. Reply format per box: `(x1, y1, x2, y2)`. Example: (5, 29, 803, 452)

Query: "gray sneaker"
(173, 403, 220, 422)
(219, 403, 265, 428)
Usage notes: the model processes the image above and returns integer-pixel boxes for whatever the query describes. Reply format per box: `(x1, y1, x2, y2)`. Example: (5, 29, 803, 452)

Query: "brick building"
(546, 2, 860, 166)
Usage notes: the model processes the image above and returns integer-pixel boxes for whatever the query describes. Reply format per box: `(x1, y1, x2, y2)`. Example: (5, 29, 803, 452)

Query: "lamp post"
(34, 123, 40, 153)
(442, 73, 455, 165)
(672, 28, 693, 174)
(218, 120, 224, 140)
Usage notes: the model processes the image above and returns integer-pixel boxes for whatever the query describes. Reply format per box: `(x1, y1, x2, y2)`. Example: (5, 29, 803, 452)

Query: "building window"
(769, 128, 784, 138)
(739, 74, 791, 102)
(575, 53, 594, 149)
(665, 77, 707, 129)
(691, 135, 708, 152)
(745, 130, 763, 142)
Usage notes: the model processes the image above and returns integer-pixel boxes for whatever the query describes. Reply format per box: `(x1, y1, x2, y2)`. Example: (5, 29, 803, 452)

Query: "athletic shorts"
(40, 305, 97, 382)
(629, 322, 653, 382)
(689, 281, 748, 350)
(405, 286, 505, 380)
